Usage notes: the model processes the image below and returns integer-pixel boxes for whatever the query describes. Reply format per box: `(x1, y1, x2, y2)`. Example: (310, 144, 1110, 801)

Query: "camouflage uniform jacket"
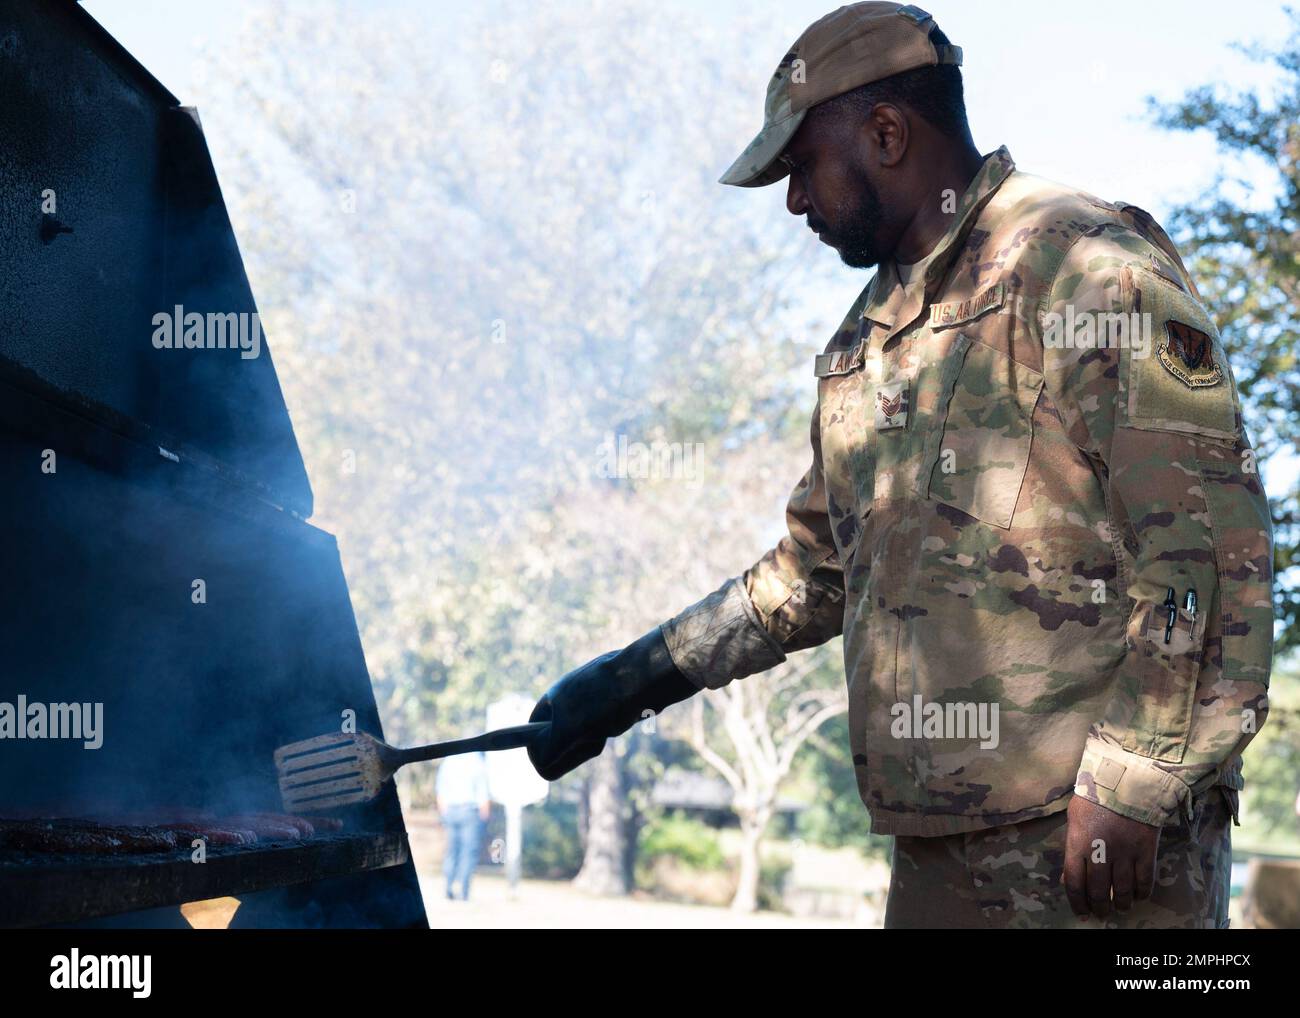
(661, 146, 1274, 837)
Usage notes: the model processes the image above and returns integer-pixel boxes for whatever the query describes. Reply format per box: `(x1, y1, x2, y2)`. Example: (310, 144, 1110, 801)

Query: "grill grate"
(0, 832, 409, 928)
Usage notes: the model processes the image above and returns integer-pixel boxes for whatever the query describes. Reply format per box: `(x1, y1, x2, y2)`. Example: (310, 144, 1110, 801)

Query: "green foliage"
(794, 715, 892, 860)
(637, 811, 726, 871)
(520, 799, 584, 880)
(1238, 669, 1300, 851)
(1148, 7, 1300, 649)
(757, 856, 793, 912)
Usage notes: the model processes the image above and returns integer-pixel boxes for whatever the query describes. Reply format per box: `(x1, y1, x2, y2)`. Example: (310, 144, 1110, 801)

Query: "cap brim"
(718, 109, 806, 188)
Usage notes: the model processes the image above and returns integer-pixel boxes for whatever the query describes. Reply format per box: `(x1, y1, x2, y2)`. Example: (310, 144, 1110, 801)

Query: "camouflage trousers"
(883, 787, 1236, 929)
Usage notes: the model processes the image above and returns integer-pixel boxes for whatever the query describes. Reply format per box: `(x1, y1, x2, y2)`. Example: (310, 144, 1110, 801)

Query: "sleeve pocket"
(1120, 600, 1207, 762)
(1196, 455, 1273, 684)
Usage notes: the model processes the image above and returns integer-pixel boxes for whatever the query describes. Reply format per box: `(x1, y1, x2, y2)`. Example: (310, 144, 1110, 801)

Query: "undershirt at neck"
(894, 258, 918, 286)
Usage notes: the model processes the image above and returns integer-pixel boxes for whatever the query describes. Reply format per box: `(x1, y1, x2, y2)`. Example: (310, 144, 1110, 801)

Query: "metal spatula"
(274, 722, 547, 813)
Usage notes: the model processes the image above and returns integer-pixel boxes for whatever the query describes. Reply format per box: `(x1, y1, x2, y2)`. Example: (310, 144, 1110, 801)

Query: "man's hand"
(1063, 795, 1161, 919)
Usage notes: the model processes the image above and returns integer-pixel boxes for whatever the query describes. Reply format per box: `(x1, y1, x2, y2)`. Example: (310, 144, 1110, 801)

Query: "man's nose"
(786, 172, 809, 217)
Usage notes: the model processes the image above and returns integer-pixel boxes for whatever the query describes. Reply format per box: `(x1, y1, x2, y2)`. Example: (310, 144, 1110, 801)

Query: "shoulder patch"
(1158, 320, 1222, 388)
(1122, 266, 1238, 442)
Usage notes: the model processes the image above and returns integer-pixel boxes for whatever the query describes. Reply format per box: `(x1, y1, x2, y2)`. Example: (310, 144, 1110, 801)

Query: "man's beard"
(809, 173, 887, 269)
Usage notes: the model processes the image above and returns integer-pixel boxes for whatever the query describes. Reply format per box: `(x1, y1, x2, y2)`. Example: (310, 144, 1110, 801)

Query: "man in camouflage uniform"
(527, 2, 1274, 929)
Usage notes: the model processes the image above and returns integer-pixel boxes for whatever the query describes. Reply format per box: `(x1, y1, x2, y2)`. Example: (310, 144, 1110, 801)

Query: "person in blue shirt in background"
(435, 747, 491, 901)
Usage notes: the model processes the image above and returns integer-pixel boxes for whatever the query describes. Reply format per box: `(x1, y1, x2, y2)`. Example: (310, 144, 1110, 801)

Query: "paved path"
(418, 870, 868, 929)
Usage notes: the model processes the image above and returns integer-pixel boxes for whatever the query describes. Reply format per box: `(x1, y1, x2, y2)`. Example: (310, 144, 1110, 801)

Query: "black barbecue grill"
(0, 833, 412, 929)
(0, 0, 427, 927)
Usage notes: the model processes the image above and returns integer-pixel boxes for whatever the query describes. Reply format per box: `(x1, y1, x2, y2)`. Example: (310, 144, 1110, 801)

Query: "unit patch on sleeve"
(1158, 319, 1223, 388)
(1123, 266, 1238, 442)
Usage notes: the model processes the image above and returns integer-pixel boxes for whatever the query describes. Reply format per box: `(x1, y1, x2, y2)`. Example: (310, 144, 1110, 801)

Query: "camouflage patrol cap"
(720, 2, 963, 188)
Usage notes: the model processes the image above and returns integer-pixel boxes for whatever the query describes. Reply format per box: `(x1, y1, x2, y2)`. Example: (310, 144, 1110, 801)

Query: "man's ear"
(868, 103, 909, 169)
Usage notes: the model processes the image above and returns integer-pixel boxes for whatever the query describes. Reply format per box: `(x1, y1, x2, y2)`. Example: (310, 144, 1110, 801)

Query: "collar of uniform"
(860, 145, 1016, 330)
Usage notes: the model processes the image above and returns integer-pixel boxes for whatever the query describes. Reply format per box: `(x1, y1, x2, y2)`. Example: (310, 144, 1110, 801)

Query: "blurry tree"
(795, 714, 891, 858)
(675, 654, 844, 912)
(1236, 671, 1300, 847)
(625, 437, 848, 913)
(463, 431, 849, 902)
(1149, 6, 1300, 650)
(200, 0, 849, 895)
